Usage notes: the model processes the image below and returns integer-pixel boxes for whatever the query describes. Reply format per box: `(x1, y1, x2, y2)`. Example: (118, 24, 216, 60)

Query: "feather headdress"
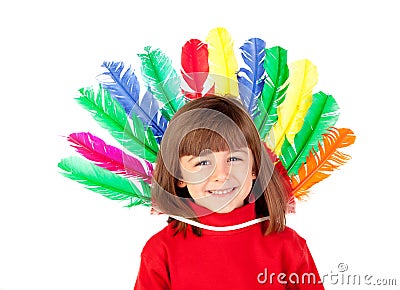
(58, 27, 355, 211)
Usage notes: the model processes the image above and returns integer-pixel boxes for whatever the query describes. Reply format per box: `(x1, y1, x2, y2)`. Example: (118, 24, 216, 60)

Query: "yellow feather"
(206, 27, 239, 96)
(268, 59, 318, 155)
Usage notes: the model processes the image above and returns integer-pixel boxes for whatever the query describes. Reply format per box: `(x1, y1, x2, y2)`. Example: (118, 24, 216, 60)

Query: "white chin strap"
(168, 215, 270, 232)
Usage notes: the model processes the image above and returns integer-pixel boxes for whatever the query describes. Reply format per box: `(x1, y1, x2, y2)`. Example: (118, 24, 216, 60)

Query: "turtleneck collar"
(187, 200, 257, 228)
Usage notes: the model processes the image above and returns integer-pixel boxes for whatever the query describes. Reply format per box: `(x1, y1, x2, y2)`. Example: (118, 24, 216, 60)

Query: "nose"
(211, 161, 230, 182)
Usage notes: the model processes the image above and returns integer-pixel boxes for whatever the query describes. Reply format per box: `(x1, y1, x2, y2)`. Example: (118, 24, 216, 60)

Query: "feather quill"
(269, 59, 318, 155)
(181, 39, 214, 99)
(254, 46, 289, 139)
(237, 37, 266, 117)
(291, 127, 356, 199)
(280, 91, 340, 176)
(58, 156, 151, 207)
(206, 27, 239, 96)
(67, 132, 153, 183)
(138, 46, 186, 120)
(76, 85, 159, 162)
(98, 61, 167, 143)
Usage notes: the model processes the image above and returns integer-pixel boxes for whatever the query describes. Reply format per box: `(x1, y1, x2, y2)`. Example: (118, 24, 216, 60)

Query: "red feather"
(67, 132, 153, 183)
(181, 39, 214, 99)
(263, 142, 296, 213)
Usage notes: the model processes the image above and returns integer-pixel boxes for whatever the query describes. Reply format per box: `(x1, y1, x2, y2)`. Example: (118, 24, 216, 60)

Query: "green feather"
(279, 91, 340, 175)
(76, 85, 158, 162)
(254, 46, 289, 140)
(58, 156, 151, 207)
(138, 46, 186, 121)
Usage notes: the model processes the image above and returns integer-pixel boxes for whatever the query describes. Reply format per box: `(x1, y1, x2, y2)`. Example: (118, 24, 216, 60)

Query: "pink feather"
(67, 132, 153, 183)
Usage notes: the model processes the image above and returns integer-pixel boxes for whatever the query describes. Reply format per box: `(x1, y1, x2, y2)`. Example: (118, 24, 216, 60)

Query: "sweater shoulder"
(269, 225, 308, 250)
(140, 223, 180, 258)
(141, 225, 169, 253)
(281, 226, 306, 241)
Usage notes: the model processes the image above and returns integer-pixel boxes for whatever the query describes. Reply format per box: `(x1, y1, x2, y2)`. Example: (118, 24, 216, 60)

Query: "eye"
(195, 160, 211, 166)
(228, 156, 241, 162)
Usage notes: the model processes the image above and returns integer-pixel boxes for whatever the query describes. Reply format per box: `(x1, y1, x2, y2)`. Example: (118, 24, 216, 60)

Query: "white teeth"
(209, 188, 235, 195)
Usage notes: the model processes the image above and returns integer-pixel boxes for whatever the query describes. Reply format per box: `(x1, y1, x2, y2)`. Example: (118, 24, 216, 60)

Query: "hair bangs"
(179, 127, 248, 157)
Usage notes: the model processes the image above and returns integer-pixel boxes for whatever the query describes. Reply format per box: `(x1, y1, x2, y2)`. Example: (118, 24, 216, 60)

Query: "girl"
(134, 95, 325, 289)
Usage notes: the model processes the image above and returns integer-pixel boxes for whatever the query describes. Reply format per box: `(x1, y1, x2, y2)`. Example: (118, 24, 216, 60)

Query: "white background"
(1, 0, 399, 289)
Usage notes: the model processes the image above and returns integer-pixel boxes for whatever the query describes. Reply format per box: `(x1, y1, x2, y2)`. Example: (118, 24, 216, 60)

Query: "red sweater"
(134, 202, 325, 290)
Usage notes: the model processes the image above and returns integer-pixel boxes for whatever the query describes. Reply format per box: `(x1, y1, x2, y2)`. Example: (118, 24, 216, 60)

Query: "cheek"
(186, 184, 204, 199)
(231, 163, 252, 180)
(181, 167, 214, 184)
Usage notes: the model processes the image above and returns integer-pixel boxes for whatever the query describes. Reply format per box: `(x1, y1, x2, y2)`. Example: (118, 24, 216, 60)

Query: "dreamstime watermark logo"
(257, 263, 398, 287)
(322, 263, 398, 287)
(119, 74, 277, 214)
(257, 267, 322, 285)
(129, 76, 277, 218)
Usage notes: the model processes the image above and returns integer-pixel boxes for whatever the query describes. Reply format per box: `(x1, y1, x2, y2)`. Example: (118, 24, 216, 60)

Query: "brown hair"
(151, 95, 291, 236)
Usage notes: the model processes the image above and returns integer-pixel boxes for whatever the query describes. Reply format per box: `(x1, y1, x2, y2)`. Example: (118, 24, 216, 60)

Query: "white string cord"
(168, 215, 270, 232)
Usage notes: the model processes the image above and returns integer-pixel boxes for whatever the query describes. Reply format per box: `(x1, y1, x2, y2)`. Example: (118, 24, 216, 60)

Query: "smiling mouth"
(207, 187, 237, 196)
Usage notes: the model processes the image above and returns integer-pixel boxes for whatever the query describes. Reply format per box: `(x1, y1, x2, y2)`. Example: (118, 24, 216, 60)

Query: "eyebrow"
(186, 149, 248, 162)
(187, 156, 198, 162)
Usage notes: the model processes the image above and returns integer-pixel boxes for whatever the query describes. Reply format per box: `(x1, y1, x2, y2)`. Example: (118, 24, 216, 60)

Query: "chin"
(216, 207, 234, 214)
(195, 195, 245, 213)
(215, 202, 242, 213)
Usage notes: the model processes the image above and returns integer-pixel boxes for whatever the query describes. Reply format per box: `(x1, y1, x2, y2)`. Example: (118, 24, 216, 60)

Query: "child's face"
(178, 147, 256, 213)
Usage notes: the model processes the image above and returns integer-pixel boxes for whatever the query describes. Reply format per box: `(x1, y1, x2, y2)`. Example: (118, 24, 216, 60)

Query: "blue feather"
(237, 38, 266, 118)
(98, 61, 167, 143)
(99, 61, 140, 114)
(139, 90, 168, 143)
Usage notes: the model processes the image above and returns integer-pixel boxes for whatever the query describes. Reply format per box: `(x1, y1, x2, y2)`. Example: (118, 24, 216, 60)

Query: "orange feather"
(291, 127, 356, 199)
